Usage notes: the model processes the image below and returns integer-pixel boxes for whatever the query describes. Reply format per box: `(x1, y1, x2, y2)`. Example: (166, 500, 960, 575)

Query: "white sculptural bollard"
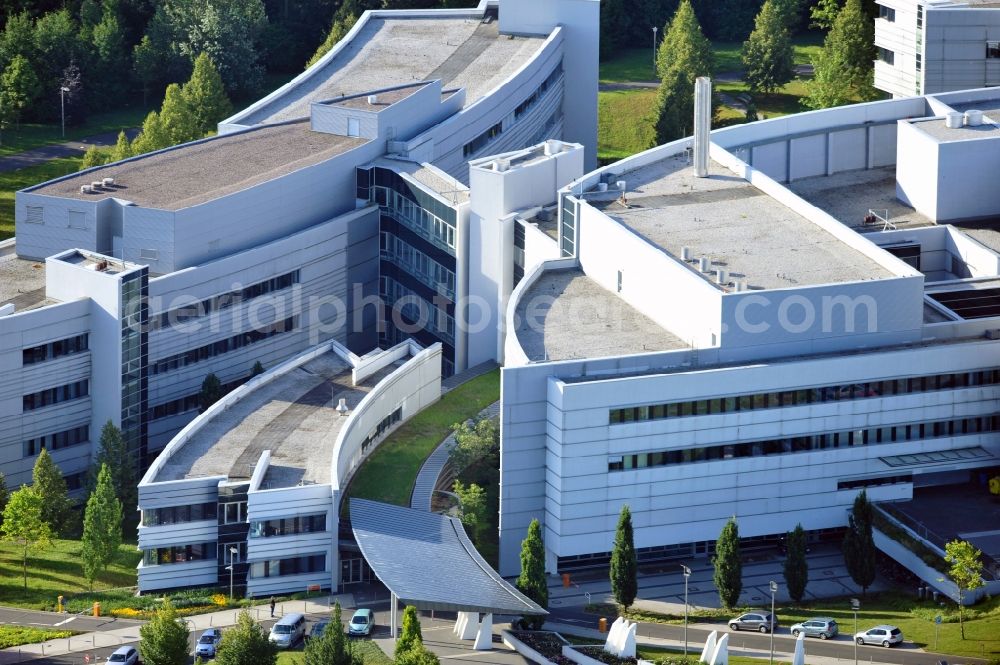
(709, 632, 729, 665)
(620, 622, 637, 659)
(605, 617, 626, 655)
(792, 632, 806, 665)
(700, 630, 718, 664)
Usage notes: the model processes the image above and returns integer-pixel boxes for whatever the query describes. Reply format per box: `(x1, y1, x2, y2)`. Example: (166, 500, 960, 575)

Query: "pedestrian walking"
(270, 596, 276, 618)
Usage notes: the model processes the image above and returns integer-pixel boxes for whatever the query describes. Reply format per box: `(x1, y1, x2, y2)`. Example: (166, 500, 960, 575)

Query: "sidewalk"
(0, 128, 139, 173)
(0, 594, 354, 660)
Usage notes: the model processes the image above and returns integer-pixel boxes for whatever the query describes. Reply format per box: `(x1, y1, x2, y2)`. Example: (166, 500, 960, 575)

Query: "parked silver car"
(728, 612, 778, 633)
(854, 625, 903, 647)
(790, 618, 838, 639)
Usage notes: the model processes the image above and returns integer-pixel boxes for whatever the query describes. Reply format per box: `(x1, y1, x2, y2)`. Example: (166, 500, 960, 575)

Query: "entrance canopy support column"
(472, 613, 493, 650)
(390, 591, 398, 638)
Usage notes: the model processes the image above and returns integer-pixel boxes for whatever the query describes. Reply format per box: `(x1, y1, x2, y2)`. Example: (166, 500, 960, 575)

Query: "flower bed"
(572, 645, 638, 665)
(504, 630, 573, 665)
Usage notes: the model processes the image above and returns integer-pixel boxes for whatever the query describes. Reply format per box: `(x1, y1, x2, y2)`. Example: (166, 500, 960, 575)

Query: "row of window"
(837, 474, 912, 491)
(374, 186, 457, 251)
(150, 316, 297, 375)
(142, 502, 217, 527)
(878, 5, 895, 22)
(878, 47, 895, 66)
(250, 554, 326, 579)
(143, 542, 214, 566)
(989, 41, 1000, 59)
(65, 471, 86, 492)
(380, 232, 456, 300)
(22, 334, 88, 366)
(249, 513, 326, 538)
(609, 368, 1000, 424)
(463, 121, 503, 158)
(148, 376, 247, 421)
(608, 414, 1000, 471)
(380, 277, 456, 343)
(23, 380, 89, 412)
(361, 407, 402, 453)
(23, 424, 89, 458)
(220, 501, 247, 525)
(514, 66, 562, 120)
(150, 271, 300, 331)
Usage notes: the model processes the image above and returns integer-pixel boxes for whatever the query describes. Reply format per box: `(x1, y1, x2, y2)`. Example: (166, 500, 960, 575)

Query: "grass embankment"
(587, 591, 1000, 659)
(276, 639, 393, 665)
(0, 626, 78, 648)
(0, 156, 82, 239)
(565, 635, 791, 665)
(345, 369, 500, 510)
(596, 33, 825, 162)
(0, 106, 149, 159)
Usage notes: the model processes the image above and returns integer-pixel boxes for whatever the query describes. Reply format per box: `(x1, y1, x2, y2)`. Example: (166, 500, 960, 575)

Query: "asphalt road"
(0, 607, 143, 634)
(548, 605, 987, 665)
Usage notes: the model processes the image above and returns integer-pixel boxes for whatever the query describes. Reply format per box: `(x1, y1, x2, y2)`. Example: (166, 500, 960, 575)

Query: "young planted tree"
(32, 448, 73, 536)
(183, 53, 233, 136)
(782, 523, 809, 603)
(1, 486, 52, 588)
(158, 82, 200, 146)
(131, 110, 170, 154)
(453, 480, 487, 547)
(396, 605, 423, 655)
(610, 504, 638, 611)
(0, 54, 41, 133)
(139, 599, 189, 665)
(713, 517, 742, 609)
(449, 417, 500, 477)
(842, 490, 876, 595)
(0, 472, 8, 528)
(304, 602, 358, 665)
(109, 130, 134, 162)
(516, 518, 548, 630)
(396, 647, 441, 665)
(806, 0, 875, 108)
(652, 0, 713, 144)
(306, 10, 358, 68)
(944, 539, 984, 639)
(250, 361, 265, 377)
(809, 0, 841, 30)
(199, 372, 224, 413)
(215, 609, 277, 665)
(94, 420, 138, 533)
(82, 464, 123, 590)
(742, 0, 795, 95)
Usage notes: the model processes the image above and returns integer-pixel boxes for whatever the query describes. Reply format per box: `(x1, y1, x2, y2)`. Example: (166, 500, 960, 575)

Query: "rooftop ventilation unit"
(544, 139, 563, 156)
(596, 182, 608, 192)
(946, 111, 964, 129)
(616, 180, 626, 191)
(536, 208, 552, 222)
(698, 256, 710, 272)
(337, 398, 350, 416)
(102, 177, 114, 187)
(494, 158, 509, 172)
(680, 246, 692, 261)
(734, 280, 747, 292)
(80, 185, 92, 194)
(367, 94, 378, 105)
(91, 181, 103, 190)
(693, 77, 712, 177)
(715, 268, 728, 285)
(965, 110, 983, 126)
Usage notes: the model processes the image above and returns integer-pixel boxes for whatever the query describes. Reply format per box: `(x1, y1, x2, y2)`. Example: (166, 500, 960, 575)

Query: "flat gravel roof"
(514, 268, 689, 362)
(30, 121, 367, 210)
(0, 253, 48, 309)
(912, 117, 1000, 142)
(595, 155, 894, 290)
(239, 18, 547, 125)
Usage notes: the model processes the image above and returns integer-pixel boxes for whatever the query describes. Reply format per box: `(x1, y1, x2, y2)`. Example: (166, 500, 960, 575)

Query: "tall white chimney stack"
(693, 76, 712, 178)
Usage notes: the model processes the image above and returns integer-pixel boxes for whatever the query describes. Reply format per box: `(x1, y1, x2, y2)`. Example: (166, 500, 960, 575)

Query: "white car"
(854, 625, 903, 647)
(106, 646, 139, 664)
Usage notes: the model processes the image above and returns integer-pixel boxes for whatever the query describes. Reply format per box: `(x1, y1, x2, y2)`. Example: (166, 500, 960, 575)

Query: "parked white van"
(269, 613, 306, 648)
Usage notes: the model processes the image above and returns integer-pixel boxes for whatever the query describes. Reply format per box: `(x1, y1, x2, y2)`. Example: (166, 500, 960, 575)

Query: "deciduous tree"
(0, 55, 41, 131)
(139, 599, 190, 665)
(1, 486, 52, 588)
(183, 52, 232, 135)
(742, 0, 795, 95)
(306, 10, 358, 69)
(452, 480, 487, 547)
(449, 417, 499, 477)
(652, 0, 712, 144)
(396, 605, 423, 655)
(714, 517, 742, 609)
(198, 372, 223, 413)
(610, 504, 638, 611)
(215, 609, 277, 665)
(516, 518, 548, 630)
(944, 539, 984, 639)
(32, 448, 73, 536)
(159, 82, 199, 145)
(109, 130, 134, 162)
(82, 464, 123, 590)
(304, 602, 358, 665)
(782, 523, 808, 603)
(842, 489, 876, 595)
(806, 0, 875, 108)
(0, 472, 8, 528)
(809, 0, 841, 30)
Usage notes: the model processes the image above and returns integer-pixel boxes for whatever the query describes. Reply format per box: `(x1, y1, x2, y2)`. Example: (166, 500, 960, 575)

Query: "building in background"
(875, 0, 1000, 98)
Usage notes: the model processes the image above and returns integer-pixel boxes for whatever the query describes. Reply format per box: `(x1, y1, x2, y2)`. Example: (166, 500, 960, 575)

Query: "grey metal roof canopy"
(350, 498, 547, 615)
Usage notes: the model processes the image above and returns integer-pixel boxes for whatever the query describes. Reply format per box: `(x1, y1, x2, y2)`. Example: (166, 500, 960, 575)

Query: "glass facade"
(22, 334, 88, 365)
(151, 316, 297, 375)
(142, 502, 217, 526)
(143, 542, 214, 566)
(120, 269, 149, 468)
(23, 424, 89, 457)
(150, 271, 299, 331)
(250, 554, 326, 579)
(22, 380, 89, 411)
(249, 513, 326, 538)
(560, 194, 577, 257)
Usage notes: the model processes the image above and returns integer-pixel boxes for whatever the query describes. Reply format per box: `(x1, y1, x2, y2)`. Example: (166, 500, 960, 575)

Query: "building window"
(878, 5, 895, 21)
(249, 513, 327, 538)
(220, 502, 247, 525)
(150, 316, 297, 375)
(463, 121, 504, 158)
(25, 206, 43, 224)
(142, 502, 217, 527)
(67, 210, 86, 229)
(250, 554, 326, 579)
(23, 424, 89, 457)
(347, 118, 361, 137)
(22, 333, 89, 366)
(916, 53, 922, 72)
(988, 41, 1000, 59)
(22, 380, 89, 411)
(139, 248, 158, 260)
(916, 5, 923, 29)
(838, 475, 912, 491)
(878, 47, 895, 65)
(142, 542, 215, 566)
(151, 271, 299, 331)
(360, 407, 403, 452)
(148, 374, 249, 421)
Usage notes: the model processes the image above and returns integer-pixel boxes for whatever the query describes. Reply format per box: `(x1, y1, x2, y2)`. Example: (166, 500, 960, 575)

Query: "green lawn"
(0, 625, 77, 648)
(277, 639, 393, 665)
(599, 49, 657, 84)
(0, 539, 141, 611)
(0, 156, 83, 239)
(589, 591, 1000, 659)
(0, 106, 150, 159)
(345, 369, 501, 512)
(598, 89, 656, 162)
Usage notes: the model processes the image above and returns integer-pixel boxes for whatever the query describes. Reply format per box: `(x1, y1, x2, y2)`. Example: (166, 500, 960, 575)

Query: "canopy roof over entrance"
(350, 498, 546, 615)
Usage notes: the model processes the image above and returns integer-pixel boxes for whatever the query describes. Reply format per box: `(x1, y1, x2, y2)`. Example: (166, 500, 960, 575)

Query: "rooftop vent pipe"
(965, 110, 983, 126)
(544, 139, 563, 155)
(698, 256, 710, 272)
(693, 77, 712, 177)
(367, 94, 378, 105)
(945, 112, 964, 129)
(680, 246, 691, 261)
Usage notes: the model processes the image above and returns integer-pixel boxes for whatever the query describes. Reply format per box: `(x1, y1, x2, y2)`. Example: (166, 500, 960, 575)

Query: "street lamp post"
(59, 86, 69, 138)
(228, 546, 239, 599)
(769, 581, 778, 665)
(681, 565, 691, 658)
(651, 26, 658, 68)
(851, 598, 860, 665)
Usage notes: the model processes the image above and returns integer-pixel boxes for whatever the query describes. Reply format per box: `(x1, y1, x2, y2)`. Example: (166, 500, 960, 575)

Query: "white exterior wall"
(924, 7, 1000, 93)
(874, 0, 923, 97)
